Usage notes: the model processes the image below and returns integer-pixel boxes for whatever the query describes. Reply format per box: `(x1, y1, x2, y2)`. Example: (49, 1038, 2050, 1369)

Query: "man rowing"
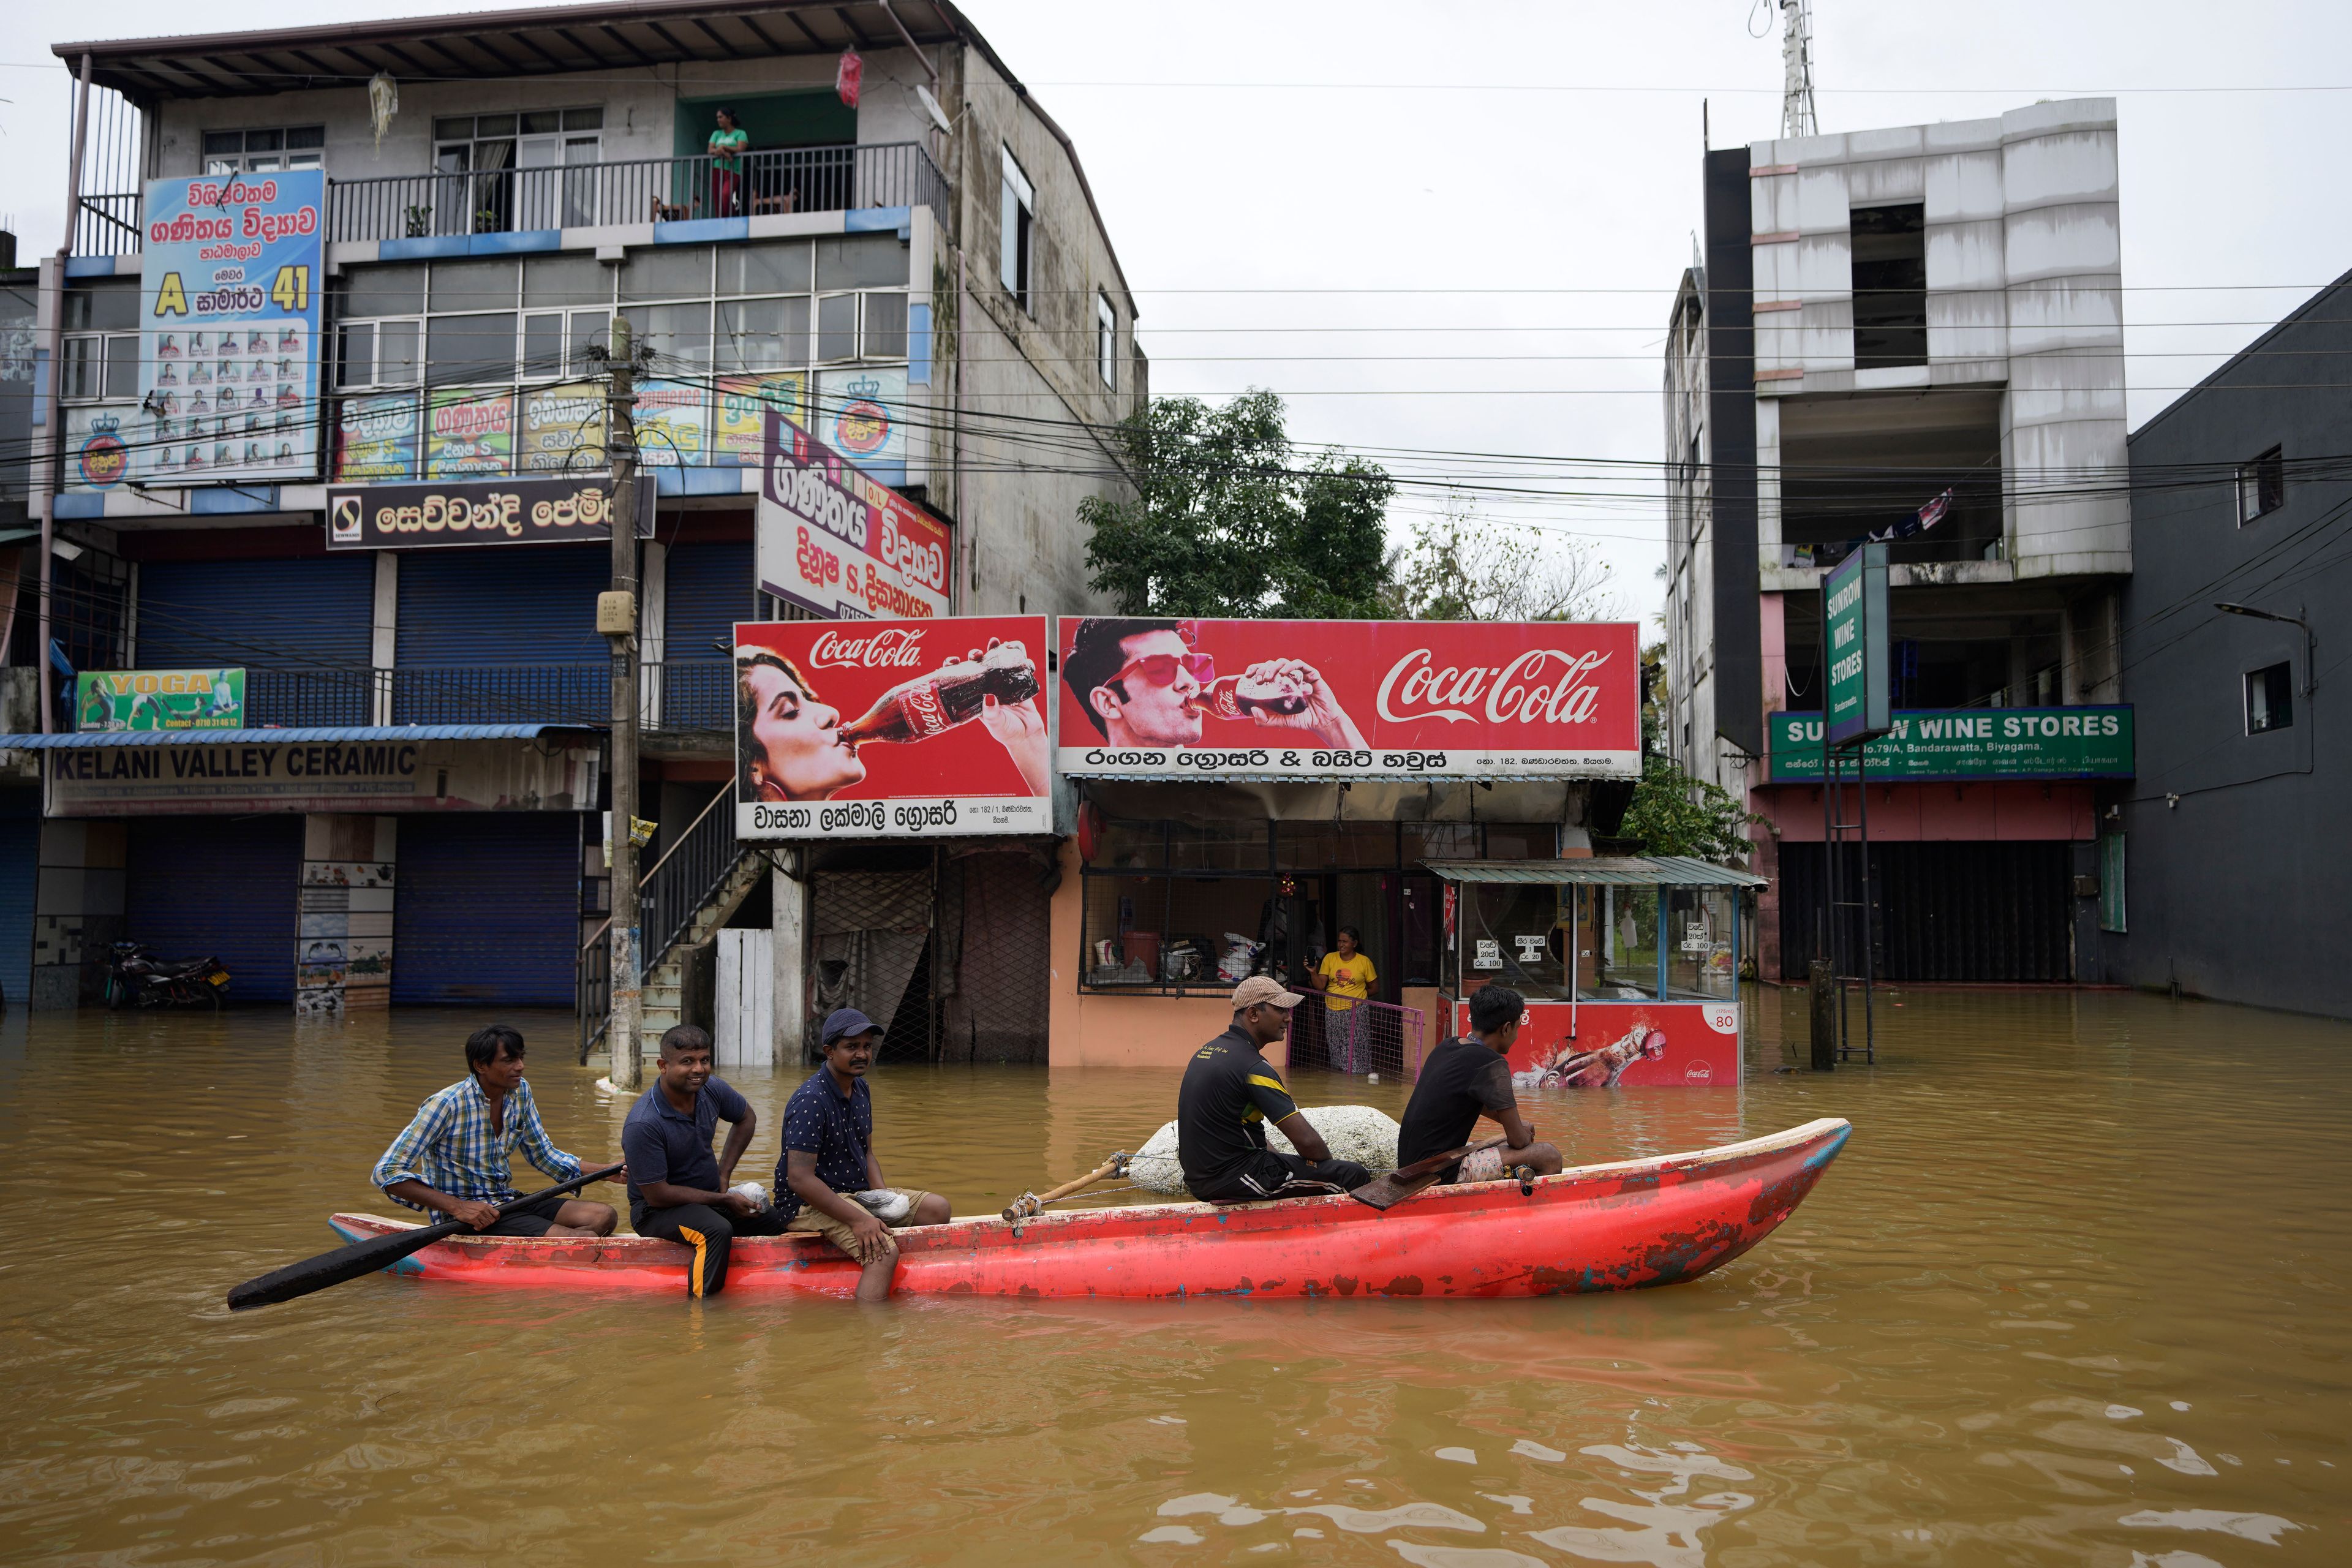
(774, 1008, 951, 1302)
(622, 1024, 789, 1299)
(1396, 984, 1564, 1184)
(371, 1024, 620, 1237)
(1177, 976, 1372, 1202)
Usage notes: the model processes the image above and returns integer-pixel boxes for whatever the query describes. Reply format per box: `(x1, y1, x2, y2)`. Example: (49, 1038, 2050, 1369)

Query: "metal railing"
(75, 192, 144, 258)
(153, 661, 730, 730)
(1284, 997, 1426, 1079)
(575, 786, 757, 1064)
(660, 660, 734, 731)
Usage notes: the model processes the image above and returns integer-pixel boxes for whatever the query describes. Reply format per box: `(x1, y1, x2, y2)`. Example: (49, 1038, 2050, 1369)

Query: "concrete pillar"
(771, 855, 807, 1068)
(371, 552, 397, 726)
(33, 818, 124, 1008)
(297, 814, 396, 1017)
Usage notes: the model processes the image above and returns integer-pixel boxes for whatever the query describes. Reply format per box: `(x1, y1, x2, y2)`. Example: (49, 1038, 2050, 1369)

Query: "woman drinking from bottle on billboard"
(735, 641, 1048, 803)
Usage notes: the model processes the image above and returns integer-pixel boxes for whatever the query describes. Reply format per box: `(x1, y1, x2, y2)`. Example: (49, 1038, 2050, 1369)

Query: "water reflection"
(0, 986, 2345, 1564)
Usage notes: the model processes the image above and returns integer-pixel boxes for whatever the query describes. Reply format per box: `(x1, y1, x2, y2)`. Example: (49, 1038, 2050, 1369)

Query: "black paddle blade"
(226, 1219, 458, 1310)
(1350, 1137, 1507, 1212)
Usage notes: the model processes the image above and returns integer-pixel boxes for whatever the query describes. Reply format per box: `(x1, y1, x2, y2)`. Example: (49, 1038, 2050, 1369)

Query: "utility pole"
(603, 314, 643, 1090)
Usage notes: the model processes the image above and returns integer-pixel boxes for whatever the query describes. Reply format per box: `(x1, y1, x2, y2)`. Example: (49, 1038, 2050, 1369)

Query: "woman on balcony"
(707, 107, 748, 217)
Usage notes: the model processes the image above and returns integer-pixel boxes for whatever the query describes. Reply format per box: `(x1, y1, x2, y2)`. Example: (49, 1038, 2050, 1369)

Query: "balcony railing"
(76, 141, 945, 256)
(217, 660, 736, 731)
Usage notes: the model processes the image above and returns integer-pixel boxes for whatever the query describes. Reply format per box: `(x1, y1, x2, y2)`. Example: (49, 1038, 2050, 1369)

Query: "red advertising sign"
(733, 616, 1050, 840)
(1443, 999, 1741, 1088)
(755, 407, 951, 620)
(1054, 617, 1641, 780)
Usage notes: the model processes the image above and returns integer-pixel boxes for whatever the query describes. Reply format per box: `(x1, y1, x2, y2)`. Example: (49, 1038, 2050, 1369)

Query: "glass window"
(2245, 662, 2293, 734)
(720, 240, 811, 296)
(1459, 882, 1570, 1001)
(623, 301, 711, 371)
(203, 130, 243, 157)
(564, 107, 603, 132)
(476, 113, 518, 137)
(337, 322, 375, 388)
(620, 245, 712, 301)
(815, 293, 858, 362)
(862, 292, 908, 359)
(61, 337, 100, 401)
(567, 310, 609, 374)
(430, 259, 518, 314)
(523, 254, 609, 308)
(717, 297, 807, 372)
(1098, 292, 1117, 390)
(102, 336, 138, 399)
(2236, 446, 2285, 525)
(815, 234, 908, 290)
(1664, 886, 1736, 1000)
(425, 312, 517, 383)
(66, 284, 138, 333)
(342, 264, 426, 318)
(1574, 884, 1659, 1000)
(247, 129, 284, 153)
(1080, 872, 1276, 992)
(522, 312, 565, 378)
(521, 110, 562, 135)
(434, 116, 473, 141)
(287, 126, 326, 151)
(378, 320, 422, 386)
(999, 146, 1033, 311)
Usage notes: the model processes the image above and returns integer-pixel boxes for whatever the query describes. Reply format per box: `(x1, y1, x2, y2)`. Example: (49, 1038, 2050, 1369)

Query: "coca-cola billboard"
(1054, 617, 1640, 780)
(754, 407, 952, 621)
(733, 615, 1051, 840)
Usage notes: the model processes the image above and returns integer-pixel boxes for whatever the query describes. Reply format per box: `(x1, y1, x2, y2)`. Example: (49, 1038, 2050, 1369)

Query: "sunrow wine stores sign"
(1768, 706, 2135, 782)
(1053, 618, 1642, 782)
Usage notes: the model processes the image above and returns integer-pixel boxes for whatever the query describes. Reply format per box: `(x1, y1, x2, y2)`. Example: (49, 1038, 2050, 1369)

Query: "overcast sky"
(8, 0, 2350, 626)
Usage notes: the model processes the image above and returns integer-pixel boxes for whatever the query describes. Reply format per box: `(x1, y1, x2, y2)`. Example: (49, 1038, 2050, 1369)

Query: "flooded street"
(1, 987, 2346, 1566)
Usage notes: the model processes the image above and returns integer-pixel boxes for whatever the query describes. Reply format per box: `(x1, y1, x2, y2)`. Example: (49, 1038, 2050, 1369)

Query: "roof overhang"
(1424, 857, 1767, 889)
(0, 725, 600, 748)
(51, 0, 967, 104)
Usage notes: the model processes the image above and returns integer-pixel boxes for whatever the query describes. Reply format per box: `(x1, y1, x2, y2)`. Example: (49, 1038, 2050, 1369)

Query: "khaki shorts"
(785, 1191, 937, 1266)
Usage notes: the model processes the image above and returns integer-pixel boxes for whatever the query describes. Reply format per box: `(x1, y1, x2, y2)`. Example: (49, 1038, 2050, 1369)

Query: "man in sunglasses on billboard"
(1062, 617, 1364, 751)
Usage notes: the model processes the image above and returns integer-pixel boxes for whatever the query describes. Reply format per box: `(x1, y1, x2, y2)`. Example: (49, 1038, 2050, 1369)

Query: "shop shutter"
(393, 545, 609, 724)
(124, 814, 303, 1003)
(135, 556, 377, 726)
(0, 790, 39, 1008)
(393, 813, 581, 1006)
(662, 540, 753, 728)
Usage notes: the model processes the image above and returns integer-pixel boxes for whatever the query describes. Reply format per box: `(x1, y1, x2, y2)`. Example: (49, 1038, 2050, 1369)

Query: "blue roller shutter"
(394, 545, 608, 725)
(135, 556, 377, 726)
(662, 540, 751, 729)
(124, 814, 303, 1003)
(393, 813, 581, 1006)
(0, 790, 38, 1008)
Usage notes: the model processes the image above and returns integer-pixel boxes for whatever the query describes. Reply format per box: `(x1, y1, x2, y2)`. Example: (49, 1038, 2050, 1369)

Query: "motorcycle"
(104, 941, 231, 1010)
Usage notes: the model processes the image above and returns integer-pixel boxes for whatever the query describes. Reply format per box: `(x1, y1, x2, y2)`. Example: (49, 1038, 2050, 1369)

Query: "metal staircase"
(577, 788, 769, 1065)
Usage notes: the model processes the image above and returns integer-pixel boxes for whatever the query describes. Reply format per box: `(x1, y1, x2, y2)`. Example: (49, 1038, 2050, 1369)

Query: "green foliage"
(1079, 390, 1396, 617)
(1617, 755, 1755, 863)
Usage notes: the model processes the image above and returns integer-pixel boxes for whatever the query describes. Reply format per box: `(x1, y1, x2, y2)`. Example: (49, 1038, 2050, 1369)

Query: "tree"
(1389, 490, 1615, 622)
(1079, 390, 1396, 617)
(1616, 755, 1756, 863)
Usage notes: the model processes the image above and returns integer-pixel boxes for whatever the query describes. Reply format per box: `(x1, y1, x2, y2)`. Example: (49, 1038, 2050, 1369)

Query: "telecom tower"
(1780, 0, 1820, 138)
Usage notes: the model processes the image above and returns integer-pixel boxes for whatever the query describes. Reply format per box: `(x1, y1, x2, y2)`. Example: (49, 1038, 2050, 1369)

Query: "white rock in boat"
(1127, 1105, 1401, 1195)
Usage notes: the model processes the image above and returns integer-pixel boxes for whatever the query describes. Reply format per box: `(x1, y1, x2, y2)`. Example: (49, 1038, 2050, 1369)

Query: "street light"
(2214, 602, 2315, 695)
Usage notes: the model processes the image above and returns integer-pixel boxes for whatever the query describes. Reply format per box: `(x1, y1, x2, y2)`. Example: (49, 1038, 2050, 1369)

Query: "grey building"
(2092, 268, 2352, 1020)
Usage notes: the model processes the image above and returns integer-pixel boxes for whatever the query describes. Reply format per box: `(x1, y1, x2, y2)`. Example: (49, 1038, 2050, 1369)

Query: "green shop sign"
(75, 668, 246, 732)
(1769, 706, 2133, 782)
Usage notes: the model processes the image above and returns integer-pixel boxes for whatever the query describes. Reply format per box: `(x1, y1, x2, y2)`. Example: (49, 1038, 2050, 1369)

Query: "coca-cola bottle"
(1200, 672, 1310, 720)
(840, 641, 1041, 745)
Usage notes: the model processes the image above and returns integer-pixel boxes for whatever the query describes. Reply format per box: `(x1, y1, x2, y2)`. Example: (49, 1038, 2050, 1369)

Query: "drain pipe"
(39, 53, 95, 733)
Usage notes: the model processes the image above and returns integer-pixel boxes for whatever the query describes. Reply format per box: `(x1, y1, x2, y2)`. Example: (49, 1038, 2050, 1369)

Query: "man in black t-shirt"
(1397, 984, 1565, 1185)
(1177, 976, 1373, 1202)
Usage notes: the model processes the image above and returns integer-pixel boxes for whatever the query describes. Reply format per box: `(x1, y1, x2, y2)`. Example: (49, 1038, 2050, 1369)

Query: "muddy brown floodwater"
(1, 987, 2346, 1566)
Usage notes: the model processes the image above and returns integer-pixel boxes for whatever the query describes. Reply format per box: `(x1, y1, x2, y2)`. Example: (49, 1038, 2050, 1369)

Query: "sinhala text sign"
(1768, 706, 2134, 782)
(139, 170, 324, 483)
(734, 617, 1052, 839)
(1054, 617, 1641, 780)
(325, 475, 652, 549)
(754, 409, 951, 620)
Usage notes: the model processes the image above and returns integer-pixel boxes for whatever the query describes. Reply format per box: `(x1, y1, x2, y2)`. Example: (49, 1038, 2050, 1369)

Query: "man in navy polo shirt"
(622, 1023, 788, 1298)
(775, 1008, 951, 1301)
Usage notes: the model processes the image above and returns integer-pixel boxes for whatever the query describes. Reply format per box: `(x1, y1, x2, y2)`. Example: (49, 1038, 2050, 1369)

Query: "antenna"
(1779, 0, 1820, 139)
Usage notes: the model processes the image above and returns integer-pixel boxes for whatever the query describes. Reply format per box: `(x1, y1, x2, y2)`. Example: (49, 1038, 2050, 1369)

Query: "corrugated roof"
(0, 725, 597, 749)
(1423, 856, 1767, 888)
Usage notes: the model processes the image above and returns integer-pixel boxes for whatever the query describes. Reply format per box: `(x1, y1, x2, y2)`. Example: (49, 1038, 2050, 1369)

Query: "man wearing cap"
(1177, 976, 1373, 1203)
(775, 1008, 952, 1301)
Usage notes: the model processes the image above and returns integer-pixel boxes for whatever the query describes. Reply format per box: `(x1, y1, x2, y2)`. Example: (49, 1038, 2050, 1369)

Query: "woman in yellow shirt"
(1312, 926, 1378, 1074)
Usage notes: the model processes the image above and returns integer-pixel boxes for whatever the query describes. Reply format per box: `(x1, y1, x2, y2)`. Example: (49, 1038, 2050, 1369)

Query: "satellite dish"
(915, 83, 953, 137)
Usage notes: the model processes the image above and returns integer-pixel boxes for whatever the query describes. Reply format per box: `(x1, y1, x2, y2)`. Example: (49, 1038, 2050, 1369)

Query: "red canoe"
(326, 1117, 1850, 1300)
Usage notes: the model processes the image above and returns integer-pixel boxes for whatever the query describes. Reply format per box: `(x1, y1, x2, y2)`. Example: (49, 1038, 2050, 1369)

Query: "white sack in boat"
(1126, 1104, 1401, 1195)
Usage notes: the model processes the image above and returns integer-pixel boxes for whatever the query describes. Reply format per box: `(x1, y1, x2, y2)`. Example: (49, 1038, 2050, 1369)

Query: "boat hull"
(326, 1117, 1850, 1300)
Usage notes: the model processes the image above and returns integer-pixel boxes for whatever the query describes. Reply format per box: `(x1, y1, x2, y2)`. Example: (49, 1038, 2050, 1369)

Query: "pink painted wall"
(1758, 781, 2095, 842)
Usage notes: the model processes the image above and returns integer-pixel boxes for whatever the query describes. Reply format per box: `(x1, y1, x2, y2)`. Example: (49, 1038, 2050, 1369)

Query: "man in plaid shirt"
(372, 1024, 620, 1237)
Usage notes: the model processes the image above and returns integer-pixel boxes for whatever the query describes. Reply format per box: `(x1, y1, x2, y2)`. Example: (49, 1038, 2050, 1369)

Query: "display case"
(1427, 857, 1766, 1088)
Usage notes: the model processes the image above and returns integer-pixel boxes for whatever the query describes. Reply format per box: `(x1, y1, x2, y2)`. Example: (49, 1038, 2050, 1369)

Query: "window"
(62, 283, 138, 402)
(2236, 446, 2284, 525)
(1000, 147, 1034, 312)
(2244, 662, 2293, 734)
(1096, 292, 1117, 390)
(1850, 202, 1927, 369)
(203, 125, 325, 174)
(433, 110, 605, 233)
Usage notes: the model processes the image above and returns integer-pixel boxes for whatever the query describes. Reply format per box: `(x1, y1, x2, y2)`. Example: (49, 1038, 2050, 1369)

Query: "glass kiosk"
(1425, 857, 1767, 1088)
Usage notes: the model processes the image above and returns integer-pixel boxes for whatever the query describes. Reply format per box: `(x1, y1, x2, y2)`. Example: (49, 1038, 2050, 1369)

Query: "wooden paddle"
(225, 1163, 624, 1311)
(1001, 1153, 1131, 1221)
(1349, 1138, 1508, 1212)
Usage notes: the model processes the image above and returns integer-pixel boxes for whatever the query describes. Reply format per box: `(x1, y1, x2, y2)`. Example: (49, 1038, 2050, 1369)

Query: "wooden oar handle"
(1001, 1153, 1129, 1221)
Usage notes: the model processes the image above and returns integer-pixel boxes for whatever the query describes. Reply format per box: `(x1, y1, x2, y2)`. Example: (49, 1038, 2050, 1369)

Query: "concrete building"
(16, 1, 1140, 1046)
(1665, 100, 2130, 984)
(2089, 268, 2352, 1020)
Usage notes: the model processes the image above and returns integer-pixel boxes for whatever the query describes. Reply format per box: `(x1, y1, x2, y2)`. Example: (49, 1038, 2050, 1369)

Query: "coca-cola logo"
(807, 628, 925, 669)
(1375, 647, 1613, 726)
(902, 681, 948, 737)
